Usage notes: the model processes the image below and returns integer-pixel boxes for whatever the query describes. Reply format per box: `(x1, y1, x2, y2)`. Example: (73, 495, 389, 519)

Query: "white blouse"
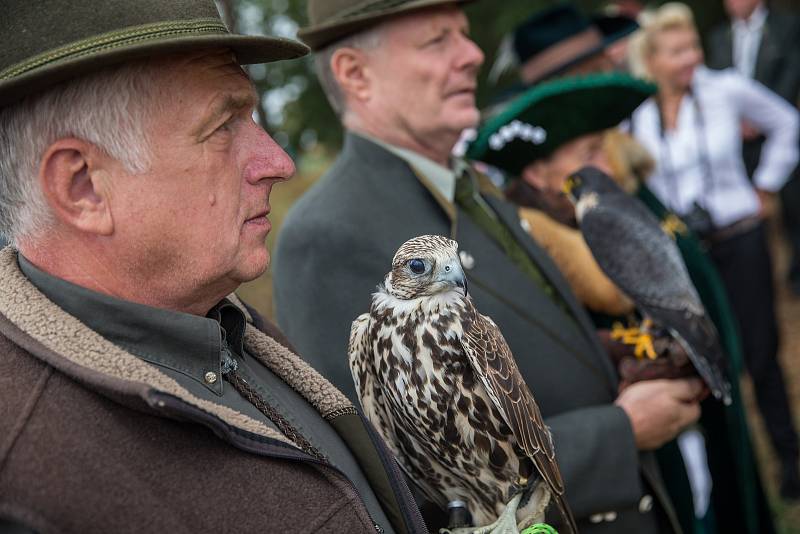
(631, 66, 799, 228)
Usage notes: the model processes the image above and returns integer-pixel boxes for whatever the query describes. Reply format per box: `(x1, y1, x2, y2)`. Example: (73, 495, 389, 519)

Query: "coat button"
(204, 371, 218, 384)
(589, 513, 604, 523)
(459, 250, 476, 270)
(603, 511, 617, 522)
(639, 494, 654, 513)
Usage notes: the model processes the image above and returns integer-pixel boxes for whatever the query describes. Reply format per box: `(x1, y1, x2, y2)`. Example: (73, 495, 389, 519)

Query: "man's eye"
(216, 120, 233, 133)
(408, 259, 426, 274)
(424, 33, 447, 47)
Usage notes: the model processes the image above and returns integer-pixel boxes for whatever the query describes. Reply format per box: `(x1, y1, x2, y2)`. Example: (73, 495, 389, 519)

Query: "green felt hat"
(299, 0, 475, 51)
(0, 0, 309, 109)
(467, 72, 655, 177)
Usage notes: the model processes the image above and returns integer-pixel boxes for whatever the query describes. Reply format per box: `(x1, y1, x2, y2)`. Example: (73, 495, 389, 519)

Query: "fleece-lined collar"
(0, 248, 354, 446)
(18, 254, 250, 396)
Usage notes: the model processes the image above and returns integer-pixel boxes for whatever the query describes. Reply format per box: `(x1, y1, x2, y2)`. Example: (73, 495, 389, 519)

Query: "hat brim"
(468, 73, 655, 177)
(526, 15, 639, 84)
(0, 34, 308, 109)
(593, 14, 640, 45)
(298, 0, 475, 51)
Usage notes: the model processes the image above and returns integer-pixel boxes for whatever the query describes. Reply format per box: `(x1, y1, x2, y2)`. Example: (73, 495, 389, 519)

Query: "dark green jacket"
(636, 185, 775, 534)
(274, 133, 682, 533)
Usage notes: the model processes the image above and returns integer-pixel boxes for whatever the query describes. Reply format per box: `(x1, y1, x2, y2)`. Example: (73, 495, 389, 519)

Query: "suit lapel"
(720, 25, 734, 68)
(489, 196, 612, 347)
(755, 17, 778, 84)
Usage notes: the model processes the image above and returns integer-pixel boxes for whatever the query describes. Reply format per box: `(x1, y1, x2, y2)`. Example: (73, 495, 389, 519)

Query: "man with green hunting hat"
(470, 70, 776, 534)
(0, 2, 427, 533)
(274, 2, 698, 532)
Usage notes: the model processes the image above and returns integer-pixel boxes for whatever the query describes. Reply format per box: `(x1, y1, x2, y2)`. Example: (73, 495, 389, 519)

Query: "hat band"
(519, 27, 603, 83)
(0, 18, 229, 81)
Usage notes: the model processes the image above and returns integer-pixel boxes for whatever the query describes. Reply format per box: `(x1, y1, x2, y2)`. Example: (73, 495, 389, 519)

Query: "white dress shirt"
(631, 66, 799, 228)
(732, 3, 768, 79)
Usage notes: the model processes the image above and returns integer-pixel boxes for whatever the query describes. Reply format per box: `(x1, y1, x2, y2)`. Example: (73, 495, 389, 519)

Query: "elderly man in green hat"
(274, 2, 701, 532)
(0, 2, 427, 533)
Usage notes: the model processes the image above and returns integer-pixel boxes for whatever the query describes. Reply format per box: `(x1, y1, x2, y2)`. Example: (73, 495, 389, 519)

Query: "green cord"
(520, 524, 558, 534)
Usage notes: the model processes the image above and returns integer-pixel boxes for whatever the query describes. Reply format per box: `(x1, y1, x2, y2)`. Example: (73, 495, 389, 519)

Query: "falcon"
(349, 235, 576, 533)
(564, 166, 732, 405)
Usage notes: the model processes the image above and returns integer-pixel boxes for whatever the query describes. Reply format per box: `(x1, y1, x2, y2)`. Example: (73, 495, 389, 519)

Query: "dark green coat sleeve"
(547, 405, 642, 517)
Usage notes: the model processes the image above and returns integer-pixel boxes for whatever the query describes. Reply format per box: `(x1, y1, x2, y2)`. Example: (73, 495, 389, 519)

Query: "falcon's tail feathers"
(662, 314, 732, 405)
(552, 492, 578, 534)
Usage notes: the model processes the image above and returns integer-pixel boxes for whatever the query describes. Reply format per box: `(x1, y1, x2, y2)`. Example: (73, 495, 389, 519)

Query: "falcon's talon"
(633, 333, 658, 360)
(611, 321, 658, 360)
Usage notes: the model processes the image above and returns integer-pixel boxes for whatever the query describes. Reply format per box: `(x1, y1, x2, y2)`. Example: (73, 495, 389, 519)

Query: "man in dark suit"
(708, 0, 800, 290)
(707, 0, 800, 499)
(274, 1, 702, 531)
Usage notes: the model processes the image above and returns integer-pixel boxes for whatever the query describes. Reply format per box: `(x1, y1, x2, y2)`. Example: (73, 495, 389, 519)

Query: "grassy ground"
(742, 220, 800, 533)
(239, 160, 800, 532)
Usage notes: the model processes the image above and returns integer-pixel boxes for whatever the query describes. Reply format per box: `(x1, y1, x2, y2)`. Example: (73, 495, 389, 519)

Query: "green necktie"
(454, 169, 572, 315)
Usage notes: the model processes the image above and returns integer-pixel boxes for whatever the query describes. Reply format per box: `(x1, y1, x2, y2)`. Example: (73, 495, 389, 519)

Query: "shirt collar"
(733, 3, 768, 30)
(18, 254, 246, 396)
(358, 132, 457, 205)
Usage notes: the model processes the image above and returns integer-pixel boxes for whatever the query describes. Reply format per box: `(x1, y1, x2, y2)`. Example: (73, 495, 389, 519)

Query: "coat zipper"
(324, 406, 385, 532)
(327, 408, 426, 534)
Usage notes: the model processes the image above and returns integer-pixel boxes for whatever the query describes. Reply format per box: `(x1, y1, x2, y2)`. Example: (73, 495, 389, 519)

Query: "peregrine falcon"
(564, 166, 732, 405)
(349, 235, 577, 533)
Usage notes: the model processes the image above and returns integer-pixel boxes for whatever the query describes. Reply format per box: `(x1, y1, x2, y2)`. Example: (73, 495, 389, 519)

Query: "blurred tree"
(219, 0, 339, 154)
(231, 0, 795, 154)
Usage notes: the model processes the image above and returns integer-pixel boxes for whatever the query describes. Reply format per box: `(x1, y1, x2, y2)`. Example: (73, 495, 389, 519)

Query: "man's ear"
(520, 160, 549, 191)
(331, 47, 373, 104)
(38, 138, 115, 236)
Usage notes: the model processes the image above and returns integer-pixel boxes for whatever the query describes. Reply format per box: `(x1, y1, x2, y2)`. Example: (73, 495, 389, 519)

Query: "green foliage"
(225, 0, 344, 150)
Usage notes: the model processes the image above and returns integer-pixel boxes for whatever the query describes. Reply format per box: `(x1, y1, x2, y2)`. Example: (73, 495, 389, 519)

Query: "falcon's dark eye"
(408, 259, 426, 275)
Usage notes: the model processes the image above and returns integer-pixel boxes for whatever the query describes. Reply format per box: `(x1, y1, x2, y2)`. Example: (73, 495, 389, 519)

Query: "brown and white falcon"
(349, 235, 577, 533)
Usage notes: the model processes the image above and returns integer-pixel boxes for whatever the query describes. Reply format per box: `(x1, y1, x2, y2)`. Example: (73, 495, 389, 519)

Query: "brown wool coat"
(0, 249, 424, 534)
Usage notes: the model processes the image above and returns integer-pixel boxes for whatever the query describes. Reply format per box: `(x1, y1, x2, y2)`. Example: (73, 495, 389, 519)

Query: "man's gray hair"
(314, 25, 384, 117)
(0, 60, 163, 246)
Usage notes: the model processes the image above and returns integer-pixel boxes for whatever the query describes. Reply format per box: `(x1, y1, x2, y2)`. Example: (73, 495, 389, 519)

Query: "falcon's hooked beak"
(437, 258, 468, 296)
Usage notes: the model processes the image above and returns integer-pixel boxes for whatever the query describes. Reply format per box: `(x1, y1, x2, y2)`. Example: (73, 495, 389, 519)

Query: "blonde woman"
(630, 2, 800, 499)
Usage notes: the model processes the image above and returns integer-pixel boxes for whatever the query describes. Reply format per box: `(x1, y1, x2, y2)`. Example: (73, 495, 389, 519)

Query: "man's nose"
(457, 34, 485, 70)
(245, 126, 296, 185)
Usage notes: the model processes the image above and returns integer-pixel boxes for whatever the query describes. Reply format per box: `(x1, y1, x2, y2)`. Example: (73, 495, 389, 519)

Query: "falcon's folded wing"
(460, 300, 577, 533)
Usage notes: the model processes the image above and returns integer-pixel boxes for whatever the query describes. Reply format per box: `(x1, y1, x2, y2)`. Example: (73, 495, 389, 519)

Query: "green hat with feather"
(467, 72, 655, 177)
(0, 0, 308, 109)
